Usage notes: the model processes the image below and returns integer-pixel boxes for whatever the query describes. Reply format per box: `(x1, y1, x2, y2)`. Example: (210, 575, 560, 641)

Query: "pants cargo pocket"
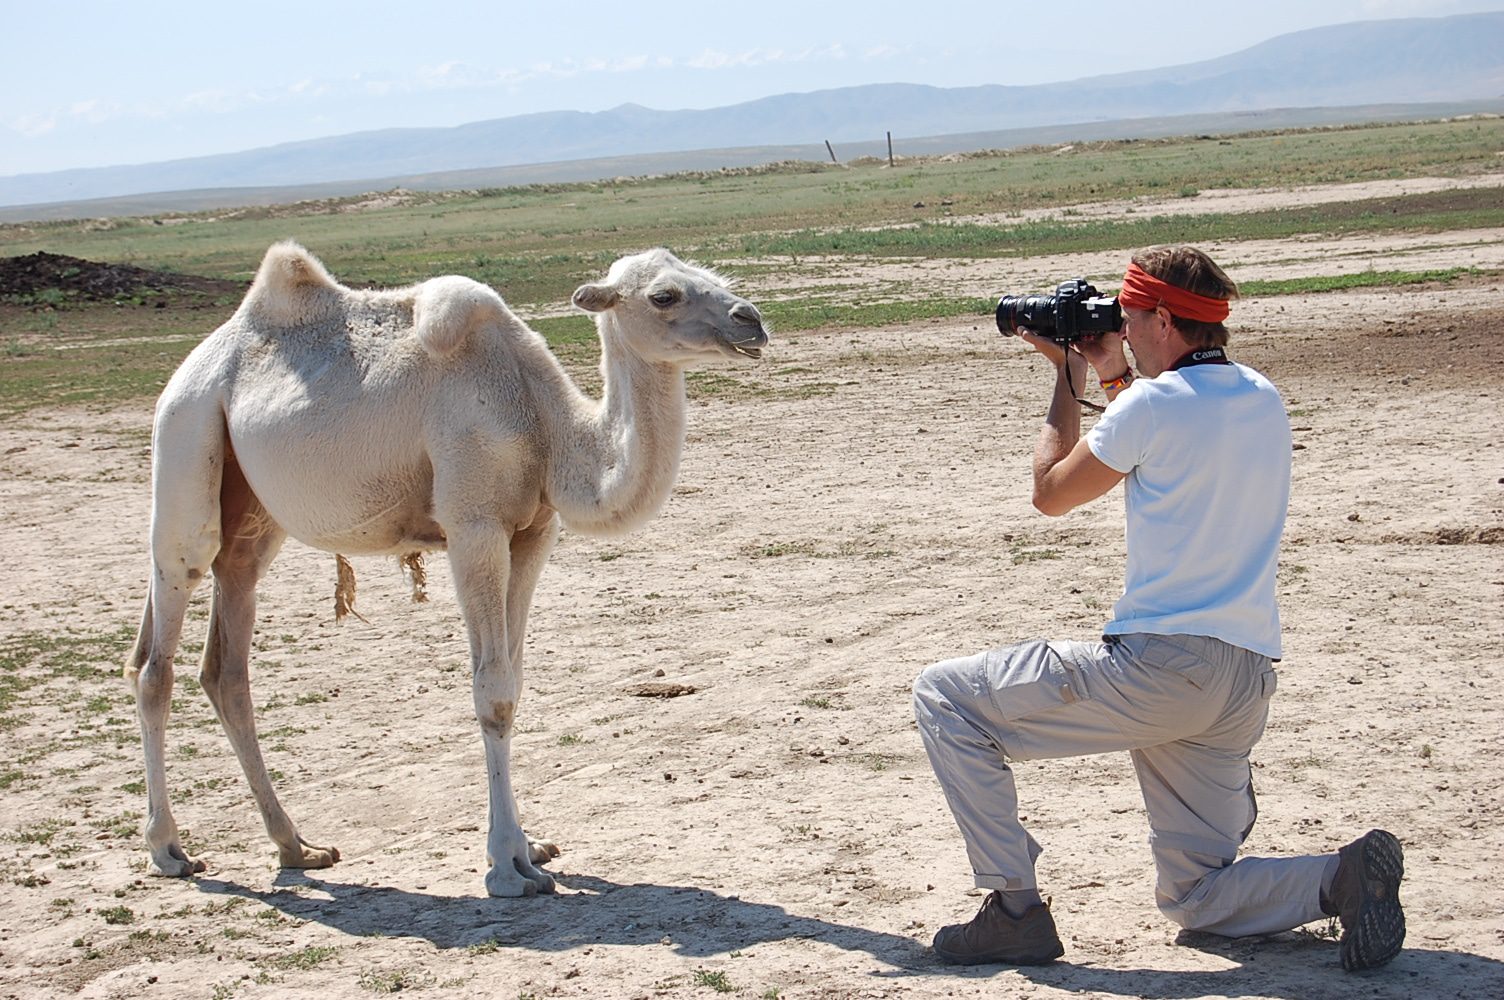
(984, 640, 1091, 723)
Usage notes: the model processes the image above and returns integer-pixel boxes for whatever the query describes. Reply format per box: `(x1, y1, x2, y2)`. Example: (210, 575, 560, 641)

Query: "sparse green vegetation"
(465, 938, 503, 955)
(693, 968, 735, 993)
(0, 626, 138, 731)
(267, 944, 339, 970)
(359, 966, 436, 993)
(99, 905, 135, 925)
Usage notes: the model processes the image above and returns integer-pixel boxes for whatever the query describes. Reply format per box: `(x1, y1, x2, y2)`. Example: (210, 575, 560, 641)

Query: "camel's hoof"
(280, 844, 340, 870)
(528, 838, 561, 863)
(484, 867, 542, 898)
(147, 851, 206, 878)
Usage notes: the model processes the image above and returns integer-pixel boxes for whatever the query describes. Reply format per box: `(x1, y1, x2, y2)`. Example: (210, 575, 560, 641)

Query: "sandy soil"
(1, 188, 1502, 999)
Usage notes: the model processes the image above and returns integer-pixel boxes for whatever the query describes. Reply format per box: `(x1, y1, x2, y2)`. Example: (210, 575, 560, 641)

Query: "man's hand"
(1016, 329, 1088, 390)
(1016, 327, 1129, 382)
(1074, 331, 1129, 381)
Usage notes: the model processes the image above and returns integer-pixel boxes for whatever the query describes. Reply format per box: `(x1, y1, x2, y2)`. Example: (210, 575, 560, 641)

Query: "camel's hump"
(240, 241, 343, 328)
(238, 243, 524, 358)
(411, 275, 512, 359)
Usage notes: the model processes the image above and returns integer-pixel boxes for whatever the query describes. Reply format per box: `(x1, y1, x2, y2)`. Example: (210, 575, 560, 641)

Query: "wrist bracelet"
(1099, 369, 1135, 392)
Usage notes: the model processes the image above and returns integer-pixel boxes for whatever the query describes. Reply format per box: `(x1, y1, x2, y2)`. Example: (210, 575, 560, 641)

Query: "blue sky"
(2, 0, 1498, 177)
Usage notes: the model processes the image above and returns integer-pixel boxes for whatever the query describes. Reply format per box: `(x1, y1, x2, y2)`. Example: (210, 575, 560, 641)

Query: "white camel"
(124, 242, 768, 896)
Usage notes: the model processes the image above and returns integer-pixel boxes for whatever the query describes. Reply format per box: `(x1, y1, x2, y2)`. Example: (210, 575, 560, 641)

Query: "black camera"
(996, 278, 1122, 342)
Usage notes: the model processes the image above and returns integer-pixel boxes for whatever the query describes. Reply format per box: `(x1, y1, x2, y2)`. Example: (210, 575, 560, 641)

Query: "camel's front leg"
(448, 523, 555, 897)
(508, 513, 562, 868)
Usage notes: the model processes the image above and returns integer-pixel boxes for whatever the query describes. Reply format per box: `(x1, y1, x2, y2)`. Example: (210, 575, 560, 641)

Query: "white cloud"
(1357, 0, 1485, 15)
(686, 44, 849, 71)
(6, 41, 864, 143)
(68, 99, 122, 123)
(179, 90, 247, 114)
(9, 113, 58, 137)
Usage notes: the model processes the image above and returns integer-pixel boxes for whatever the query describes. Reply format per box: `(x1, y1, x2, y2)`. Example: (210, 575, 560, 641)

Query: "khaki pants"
(913, 633, 1333, 937)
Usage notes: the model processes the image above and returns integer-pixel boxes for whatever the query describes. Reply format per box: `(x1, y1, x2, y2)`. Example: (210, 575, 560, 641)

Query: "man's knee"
(912, 660, 952, 728)
(1152, 849, 1235, 933)
(912, 654, 986, 717)
(1157, 891, 1211, 931)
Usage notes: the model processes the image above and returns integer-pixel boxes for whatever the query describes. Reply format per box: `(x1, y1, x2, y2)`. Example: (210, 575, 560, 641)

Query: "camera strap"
(1063, 360, 1107, 413)
(1168, 347, 1232, 370)
(1074, 348, 1229, 411)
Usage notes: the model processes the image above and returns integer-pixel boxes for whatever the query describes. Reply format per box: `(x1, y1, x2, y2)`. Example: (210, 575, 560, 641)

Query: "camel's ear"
(572, 282, 619, 313)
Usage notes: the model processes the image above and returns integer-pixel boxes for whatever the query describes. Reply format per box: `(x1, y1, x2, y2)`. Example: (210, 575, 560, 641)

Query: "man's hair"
(1131, 245, 1238, 348)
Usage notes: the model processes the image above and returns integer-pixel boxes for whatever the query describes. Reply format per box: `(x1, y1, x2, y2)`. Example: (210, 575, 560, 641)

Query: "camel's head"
(571, 249, 769, 364)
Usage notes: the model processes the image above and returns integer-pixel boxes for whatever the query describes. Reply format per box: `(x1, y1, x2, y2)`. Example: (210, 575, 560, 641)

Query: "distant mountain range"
(3, 12, 1501, 216)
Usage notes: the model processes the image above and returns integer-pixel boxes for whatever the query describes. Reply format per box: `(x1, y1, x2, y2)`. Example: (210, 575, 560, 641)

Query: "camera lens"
(996, 294, 1057, 334)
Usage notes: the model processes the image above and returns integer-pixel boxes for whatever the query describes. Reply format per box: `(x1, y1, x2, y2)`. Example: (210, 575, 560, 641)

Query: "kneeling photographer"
(911, 245, 1405, 971)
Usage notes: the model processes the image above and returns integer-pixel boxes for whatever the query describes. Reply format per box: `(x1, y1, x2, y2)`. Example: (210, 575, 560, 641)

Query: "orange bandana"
(1118, 263, 1230, 323)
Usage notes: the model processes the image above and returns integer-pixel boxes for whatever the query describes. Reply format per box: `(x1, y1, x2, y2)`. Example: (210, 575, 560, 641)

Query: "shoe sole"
(933, 940, 1064, 966)
(1341, 829, 1405, 971)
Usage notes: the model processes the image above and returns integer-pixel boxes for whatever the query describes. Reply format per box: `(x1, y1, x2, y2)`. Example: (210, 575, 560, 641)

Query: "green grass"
(4, 117, 1500, 295)
(2, 117, 1500, 422)
(764, 295, 996, 332)
(738, 186, 1504, 260)
(1238, 266, 1486, 296)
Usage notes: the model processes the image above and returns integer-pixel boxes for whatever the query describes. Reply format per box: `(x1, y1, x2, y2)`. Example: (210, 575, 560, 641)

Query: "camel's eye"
(649, 289, 678, 307)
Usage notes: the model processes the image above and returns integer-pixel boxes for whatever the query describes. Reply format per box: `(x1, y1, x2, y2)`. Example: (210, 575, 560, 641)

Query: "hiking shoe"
(932, 892, 1064, 966)
(1329, 829, 1405, 971)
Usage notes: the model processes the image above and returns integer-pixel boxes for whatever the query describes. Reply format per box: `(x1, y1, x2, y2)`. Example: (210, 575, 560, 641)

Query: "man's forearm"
(1033, 363, 1083, 487)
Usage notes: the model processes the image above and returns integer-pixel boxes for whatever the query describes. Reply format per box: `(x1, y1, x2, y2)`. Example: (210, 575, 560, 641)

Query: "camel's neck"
(548, 317, 687, 535)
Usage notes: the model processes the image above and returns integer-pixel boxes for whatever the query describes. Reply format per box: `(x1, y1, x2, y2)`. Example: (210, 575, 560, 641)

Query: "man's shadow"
(194, 873, 1504, 995)
(928, 928, 1504, 998)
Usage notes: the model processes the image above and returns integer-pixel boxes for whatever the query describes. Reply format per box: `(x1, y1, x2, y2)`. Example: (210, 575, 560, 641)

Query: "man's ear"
(572, 283, 619, 313)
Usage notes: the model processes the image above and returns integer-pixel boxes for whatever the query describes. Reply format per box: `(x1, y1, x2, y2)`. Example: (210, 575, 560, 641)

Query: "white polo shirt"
(1086, 361, 1291, 659)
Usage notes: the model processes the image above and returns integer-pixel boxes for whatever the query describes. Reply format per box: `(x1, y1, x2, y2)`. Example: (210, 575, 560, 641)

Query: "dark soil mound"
(0, 252, 244, 302)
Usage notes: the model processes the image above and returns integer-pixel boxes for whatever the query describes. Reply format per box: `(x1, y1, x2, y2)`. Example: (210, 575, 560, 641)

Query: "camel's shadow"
(193, 870, 933, 966)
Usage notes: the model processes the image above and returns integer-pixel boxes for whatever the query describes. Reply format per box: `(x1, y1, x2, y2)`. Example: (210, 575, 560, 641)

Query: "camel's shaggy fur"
(124, 242, 768, 896)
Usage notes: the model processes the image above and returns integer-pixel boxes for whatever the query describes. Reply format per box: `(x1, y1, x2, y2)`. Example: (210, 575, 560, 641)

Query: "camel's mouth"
(719, 328, 768, 361)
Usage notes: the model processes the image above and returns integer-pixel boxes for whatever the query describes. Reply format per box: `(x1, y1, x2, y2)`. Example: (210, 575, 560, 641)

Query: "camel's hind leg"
(127, 395, 228, 877)
(198, 449, 338, 870)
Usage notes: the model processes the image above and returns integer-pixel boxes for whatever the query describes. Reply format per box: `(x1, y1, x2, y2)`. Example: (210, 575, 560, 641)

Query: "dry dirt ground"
(1, 182, 1502, 1000)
